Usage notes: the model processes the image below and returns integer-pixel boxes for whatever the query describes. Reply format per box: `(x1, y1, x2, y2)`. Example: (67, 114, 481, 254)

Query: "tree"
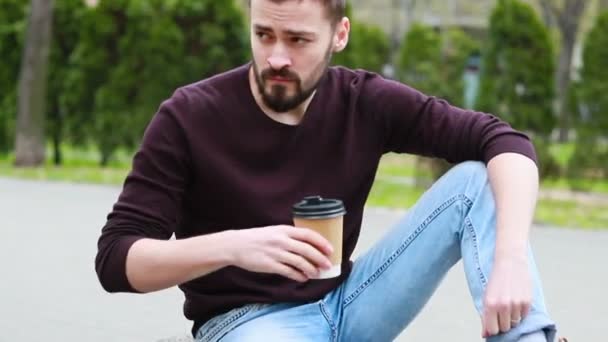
(332, 4, 390, 73)
(437, 29, 479, 108)
(568, 11, 608, 180)
(397, 23, 479, 181)
(478, 0, 557, 176)
(66, 0, 249, 166)
(47, 0, 87, 165)
(538, 0, 588, 142)
(428, 29, 480, 180)
(389, 0, 417, 64)
(14, 0, 54, 167)
(0, 0, 27, 155)
(397, 23, 442, 94)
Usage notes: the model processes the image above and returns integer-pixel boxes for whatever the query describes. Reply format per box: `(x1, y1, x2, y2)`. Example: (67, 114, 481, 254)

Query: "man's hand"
(481, 256, 533, 338)
(227, 225, 334, 282)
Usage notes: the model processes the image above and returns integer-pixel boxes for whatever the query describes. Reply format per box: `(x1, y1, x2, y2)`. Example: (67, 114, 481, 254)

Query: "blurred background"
(1, 0, 607, 229)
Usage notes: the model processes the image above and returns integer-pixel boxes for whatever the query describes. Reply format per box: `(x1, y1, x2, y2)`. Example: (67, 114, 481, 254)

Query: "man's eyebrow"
(284, 29, 316, 38)
(253, 24, 316, 38)
(253, 24, 273, 32)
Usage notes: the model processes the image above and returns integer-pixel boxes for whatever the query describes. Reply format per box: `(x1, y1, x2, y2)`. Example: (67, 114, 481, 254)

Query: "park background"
(2, 1, 608, 341)
(1, 0, 607, 228)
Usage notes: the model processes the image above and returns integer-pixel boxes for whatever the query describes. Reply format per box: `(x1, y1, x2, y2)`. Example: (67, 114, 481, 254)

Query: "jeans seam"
(319, 300, 338, 342)
(200, 305, 255, 342)
(342, 194, 472, 308)
(463, 216, 488, 286)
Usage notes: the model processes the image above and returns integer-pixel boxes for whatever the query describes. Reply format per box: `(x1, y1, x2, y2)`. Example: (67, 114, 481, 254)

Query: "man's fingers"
(285, 239, 332, 270)
(511, 301, 529, 327)
(521, 302, 531, 318)
(273, 262, 308, 283)
(277, 251, 319, 279)
(482, 308, 500, 338)
(498, 305, 512, 333)
(286, 227, 334, 256)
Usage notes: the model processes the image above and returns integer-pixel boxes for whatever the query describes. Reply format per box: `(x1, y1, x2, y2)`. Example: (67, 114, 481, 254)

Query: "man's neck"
(248, 67, 315, 126)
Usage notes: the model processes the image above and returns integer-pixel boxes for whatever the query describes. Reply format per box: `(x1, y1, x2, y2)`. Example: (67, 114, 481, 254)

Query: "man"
(95, 0, 557, 341)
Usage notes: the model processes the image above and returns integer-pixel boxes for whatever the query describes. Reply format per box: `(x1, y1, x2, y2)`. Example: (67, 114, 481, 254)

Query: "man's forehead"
(251, 0, 329, 33)
(250, 0, 330, 26)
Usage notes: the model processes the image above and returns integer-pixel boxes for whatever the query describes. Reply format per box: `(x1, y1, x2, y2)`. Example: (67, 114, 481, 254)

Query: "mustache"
(261, 68, 299, 81)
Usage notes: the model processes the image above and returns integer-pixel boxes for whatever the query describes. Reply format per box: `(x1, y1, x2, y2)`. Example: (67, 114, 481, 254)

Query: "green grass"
(536, 199, 608, 230)
(376, 153, 422, 178)
(0, 145, 130, 185)
(0, 161, 128, 185)
(1, 145, 607, 229)
(542, 177, 608, 193)
(368, 178, 608, 229)
(367, 178, 425, 208)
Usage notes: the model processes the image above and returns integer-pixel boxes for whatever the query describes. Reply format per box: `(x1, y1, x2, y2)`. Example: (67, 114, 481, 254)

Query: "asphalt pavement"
(0, 177, 605, 341)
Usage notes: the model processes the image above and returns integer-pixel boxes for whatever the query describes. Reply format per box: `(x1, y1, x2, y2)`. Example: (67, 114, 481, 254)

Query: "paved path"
(0, 177, 606, 341)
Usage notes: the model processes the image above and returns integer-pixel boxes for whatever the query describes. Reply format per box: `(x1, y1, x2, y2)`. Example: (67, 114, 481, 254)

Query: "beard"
(253, 45, 333, 113)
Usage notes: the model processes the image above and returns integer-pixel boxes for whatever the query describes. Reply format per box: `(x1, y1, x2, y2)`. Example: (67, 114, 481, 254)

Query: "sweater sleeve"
(95, 89, 193, 293)
(361, 74, 537, 165)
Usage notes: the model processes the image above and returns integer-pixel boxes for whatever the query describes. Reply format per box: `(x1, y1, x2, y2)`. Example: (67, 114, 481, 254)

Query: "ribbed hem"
(97, 235, 145, 293)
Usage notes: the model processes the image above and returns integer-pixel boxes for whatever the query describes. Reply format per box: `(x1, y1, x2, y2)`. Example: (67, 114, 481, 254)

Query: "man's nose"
(267, 51, 291, 70)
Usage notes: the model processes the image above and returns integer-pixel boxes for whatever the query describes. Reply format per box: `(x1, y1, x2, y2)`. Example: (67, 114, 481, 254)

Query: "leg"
(322, 161, 556, 341)
(195, 302, 333, 342)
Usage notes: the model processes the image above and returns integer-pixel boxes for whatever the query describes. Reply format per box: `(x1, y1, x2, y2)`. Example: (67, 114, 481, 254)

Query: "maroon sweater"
(95, 63, 536, 333)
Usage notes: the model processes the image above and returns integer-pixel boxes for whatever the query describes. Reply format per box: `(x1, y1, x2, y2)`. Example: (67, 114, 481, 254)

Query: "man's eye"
(256, 32, 271, 40)
(291, 37, 309, 44)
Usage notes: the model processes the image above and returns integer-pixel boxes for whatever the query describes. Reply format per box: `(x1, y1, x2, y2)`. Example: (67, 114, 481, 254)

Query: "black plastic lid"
(292, 196, 346, 219)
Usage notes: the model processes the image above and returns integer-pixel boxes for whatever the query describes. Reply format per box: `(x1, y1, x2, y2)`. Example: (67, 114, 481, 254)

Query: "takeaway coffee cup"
(292, 196, 346, 279)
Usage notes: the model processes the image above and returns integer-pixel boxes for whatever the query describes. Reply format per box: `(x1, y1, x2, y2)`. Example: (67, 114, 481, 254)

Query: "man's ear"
(333, 17, 350, 53)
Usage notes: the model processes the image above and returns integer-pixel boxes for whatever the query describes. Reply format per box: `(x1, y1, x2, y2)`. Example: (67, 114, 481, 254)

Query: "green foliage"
(63, 0, 249, 165)
(397, 23, 442, 95)
(47, 0, 89, 164)
(439, 29, 479, 108)
(397, 23, 479, 107)
(1, 0, 248, 165)
(397, 23, 479, 180)
(0, 0, 27, 154)
(567, 11, 608, 179)
(332, 4, 390, 73)
(477, 0, 555, 136)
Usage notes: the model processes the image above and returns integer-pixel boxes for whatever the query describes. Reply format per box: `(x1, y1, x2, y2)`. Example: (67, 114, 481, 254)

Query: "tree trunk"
(52, 113, 62, 166)
(555, 0, 586, 142)
(538, 0, 554, 27)
(100, 148, 112, 168)
(539, 0, 587, 143)
(556, 28, 577, 142)
(14, 0, 54, 167)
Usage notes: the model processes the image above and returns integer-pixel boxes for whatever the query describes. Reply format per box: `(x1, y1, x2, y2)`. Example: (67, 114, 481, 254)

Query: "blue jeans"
(195, 161, 556, 342)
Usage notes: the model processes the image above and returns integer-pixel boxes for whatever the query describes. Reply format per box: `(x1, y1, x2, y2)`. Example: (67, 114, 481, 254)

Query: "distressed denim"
(195, 161, 556, 342)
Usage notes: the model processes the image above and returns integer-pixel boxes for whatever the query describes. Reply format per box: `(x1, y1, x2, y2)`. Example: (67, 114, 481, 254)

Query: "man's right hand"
(227, 225, 335, 282)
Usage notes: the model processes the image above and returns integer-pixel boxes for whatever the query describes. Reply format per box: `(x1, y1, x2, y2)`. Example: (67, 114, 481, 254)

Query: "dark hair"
(248, 0, 346, 24)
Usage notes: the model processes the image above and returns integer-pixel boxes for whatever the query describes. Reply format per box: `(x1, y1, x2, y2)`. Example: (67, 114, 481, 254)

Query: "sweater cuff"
(483, 136, 538, 166)
(96, 235, 146, 293)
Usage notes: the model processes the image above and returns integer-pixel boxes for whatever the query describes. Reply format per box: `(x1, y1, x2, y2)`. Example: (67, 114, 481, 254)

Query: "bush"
(64, 0, 249, 165)
(0, 0, 27, 154)
(332, 4, 390, 73)
(397, 23, 480, 180)
(568, 11, 608, 180)
(477, 0, 556, 177)
(397, 23, 442, 94)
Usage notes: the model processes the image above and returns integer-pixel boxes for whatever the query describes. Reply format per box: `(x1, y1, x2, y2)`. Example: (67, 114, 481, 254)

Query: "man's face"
(249, 0, 338, 113)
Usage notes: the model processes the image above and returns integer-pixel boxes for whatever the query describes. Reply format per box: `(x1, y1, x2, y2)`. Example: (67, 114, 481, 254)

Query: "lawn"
(1, 144, 607, 229)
